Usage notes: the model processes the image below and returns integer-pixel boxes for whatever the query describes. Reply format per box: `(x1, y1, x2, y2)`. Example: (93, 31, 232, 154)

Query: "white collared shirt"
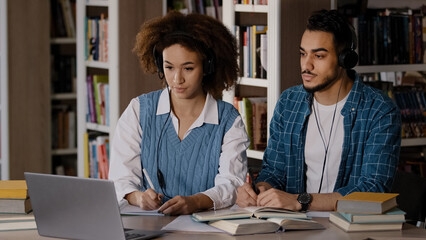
(109, 89, 249, 209)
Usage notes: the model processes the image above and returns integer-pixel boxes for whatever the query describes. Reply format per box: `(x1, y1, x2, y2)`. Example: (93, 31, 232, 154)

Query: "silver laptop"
(24, 172, 164, 240)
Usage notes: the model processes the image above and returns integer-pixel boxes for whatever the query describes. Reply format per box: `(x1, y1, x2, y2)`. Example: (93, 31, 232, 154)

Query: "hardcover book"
(0, 220, 37, 232)
(0, 213, 34, 222)
(338, 207, 405, 223)
(329, 212, 403, 232)
(336, 192, 398, 214)
(0, 198, 32, 214)
(0, 181, 28, 199)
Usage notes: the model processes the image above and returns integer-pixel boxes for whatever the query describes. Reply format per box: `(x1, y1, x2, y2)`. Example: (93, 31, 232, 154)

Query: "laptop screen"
(25, 172, 129, 240)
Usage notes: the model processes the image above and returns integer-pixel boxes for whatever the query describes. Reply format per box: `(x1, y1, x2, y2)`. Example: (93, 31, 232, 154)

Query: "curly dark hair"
(133, 11, 239, 99)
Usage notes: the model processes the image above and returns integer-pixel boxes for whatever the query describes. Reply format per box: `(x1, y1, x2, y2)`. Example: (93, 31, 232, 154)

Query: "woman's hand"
(125, 189, 163, 210)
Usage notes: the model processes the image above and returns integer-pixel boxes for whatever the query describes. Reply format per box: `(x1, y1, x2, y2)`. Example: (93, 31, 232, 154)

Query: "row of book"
(235, 25, 267, 79)
(350, 7, 426, 65)
(233, 97, 267, 151)
(234, 0, 267, 5)
(360, 71, 409, 86)
(50, 0, 76, 38)
(172, 0, 223, 20)
(52, 106, 76, 150)
(235, 25, 268, 79)
(394, 89, 426, 139)
(330, 192, 404, 232)
(361, 72, 426, 139)
(84, 134, 110, 179)
(86, 75, 109, 126)
(85, 14, 108, 63)
(0, 181, 36, 231)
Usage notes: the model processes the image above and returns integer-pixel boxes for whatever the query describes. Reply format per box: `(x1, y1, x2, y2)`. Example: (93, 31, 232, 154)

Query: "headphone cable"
(155, 85, 172, 199)
(312, 79, 343, 193)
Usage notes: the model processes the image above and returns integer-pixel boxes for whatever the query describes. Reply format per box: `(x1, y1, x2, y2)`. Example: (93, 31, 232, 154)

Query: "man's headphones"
(337, 25, 359, 69)
(153, 31, 215, 79)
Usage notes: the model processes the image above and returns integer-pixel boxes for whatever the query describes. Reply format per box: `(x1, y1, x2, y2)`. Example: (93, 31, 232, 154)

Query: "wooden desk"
(0, 216, 425, 240)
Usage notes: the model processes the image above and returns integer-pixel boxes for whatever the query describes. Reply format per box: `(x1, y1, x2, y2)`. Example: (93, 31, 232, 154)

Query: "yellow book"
(0, 181, 28, 199)
(336, 192, 399, 214)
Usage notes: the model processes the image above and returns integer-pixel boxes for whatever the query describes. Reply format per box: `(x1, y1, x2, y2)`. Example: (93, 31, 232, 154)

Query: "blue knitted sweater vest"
(138, 90, 239, 201)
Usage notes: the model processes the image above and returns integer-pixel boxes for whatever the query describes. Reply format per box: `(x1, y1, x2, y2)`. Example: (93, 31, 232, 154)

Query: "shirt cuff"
(202, 188, 233, 210)
(114, 181, 140, 202)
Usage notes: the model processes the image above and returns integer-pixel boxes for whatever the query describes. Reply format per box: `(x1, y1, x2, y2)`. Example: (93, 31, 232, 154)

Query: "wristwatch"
(297, 192, 312, 212)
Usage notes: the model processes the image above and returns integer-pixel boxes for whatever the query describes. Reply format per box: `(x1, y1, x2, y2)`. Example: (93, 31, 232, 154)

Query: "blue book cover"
(338, 208, 406, 224)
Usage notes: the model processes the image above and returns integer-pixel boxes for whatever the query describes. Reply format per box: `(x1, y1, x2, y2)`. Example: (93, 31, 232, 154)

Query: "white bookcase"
(0, 0, 8, 180)
(222, 1, 281, 160)
(76, 0, 164, 177)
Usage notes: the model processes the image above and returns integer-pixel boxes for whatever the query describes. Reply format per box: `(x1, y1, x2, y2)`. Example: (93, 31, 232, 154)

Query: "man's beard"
(302, 70, 338, 93)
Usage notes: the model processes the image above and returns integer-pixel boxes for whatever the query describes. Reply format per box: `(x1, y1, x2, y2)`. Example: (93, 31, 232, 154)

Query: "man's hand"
(236, 183, 258, 207)
(125, 189, 163, 210)
(158, 193, 213, 215)
(257, 188, 301, 211)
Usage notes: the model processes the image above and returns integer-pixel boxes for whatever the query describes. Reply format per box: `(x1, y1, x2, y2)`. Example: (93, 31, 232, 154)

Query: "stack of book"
(0, 180, 36, 231)
(329, 192, 405, 232)
(0, 180, 31, 214)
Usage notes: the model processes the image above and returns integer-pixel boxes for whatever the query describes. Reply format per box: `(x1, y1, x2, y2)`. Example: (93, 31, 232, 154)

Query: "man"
(236, 9, 401, 211)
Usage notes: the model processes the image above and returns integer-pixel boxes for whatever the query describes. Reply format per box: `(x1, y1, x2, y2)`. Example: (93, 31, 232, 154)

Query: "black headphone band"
(338, 23, 358, 69)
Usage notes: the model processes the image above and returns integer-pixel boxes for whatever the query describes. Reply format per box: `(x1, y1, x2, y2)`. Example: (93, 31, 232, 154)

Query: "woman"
(109, 11, 249, 215)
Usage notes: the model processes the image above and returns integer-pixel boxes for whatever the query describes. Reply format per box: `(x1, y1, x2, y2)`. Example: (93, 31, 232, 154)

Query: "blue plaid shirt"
(257, 74, 401, 196)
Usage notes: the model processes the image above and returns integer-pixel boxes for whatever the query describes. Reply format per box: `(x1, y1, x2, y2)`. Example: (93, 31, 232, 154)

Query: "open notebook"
(25, 172, 164, 240)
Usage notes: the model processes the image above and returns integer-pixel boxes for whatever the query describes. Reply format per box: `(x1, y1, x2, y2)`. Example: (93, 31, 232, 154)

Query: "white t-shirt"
(305, 94, 348, 193)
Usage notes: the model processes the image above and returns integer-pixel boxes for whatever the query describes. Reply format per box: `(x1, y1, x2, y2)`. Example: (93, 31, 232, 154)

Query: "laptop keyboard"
(125, 232, 146, 240)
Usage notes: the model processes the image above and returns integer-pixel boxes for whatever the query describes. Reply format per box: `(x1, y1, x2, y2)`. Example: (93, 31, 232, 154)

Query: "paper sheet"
(161, 215, 222, 232)
(119, 200, 164, 216)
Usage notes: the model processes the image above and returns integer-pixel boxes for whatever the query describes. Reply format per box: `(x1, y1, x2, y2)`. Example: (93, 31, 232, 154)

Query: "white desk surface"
(0, 215, 425, 240)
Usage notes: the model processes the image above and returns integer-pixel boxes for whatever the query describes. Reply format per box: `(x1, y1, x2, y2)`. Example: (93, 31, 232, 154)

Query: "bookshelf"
(76, 0, 164, 178)
(50, 0, 78, 176)
(334, 0, 426, 176)
(222, 1, 281, 160)
(221, 1, 332, 160)
(354, 64, 426, 148)
(223, 1, 281, 159)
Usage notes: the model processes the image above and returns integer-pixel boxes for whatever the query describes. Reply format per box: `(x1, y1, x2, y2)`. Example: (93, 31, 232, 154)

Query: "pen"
(143, 168, 156, 191)
(248, 168, 259, 195)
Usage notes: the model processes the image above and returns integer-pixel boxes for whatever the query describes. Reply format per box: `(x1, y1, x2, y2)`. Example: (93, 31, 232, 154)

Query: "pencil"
(248, 168, 259, 194)
(142, 168, 156, 191)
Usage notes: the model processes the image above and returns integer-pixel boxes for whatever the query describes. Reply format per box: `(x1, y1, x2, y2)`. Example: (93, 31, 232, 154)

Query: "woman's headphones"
(337, 24, 358, 69)
(152, 31, 215, 79)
